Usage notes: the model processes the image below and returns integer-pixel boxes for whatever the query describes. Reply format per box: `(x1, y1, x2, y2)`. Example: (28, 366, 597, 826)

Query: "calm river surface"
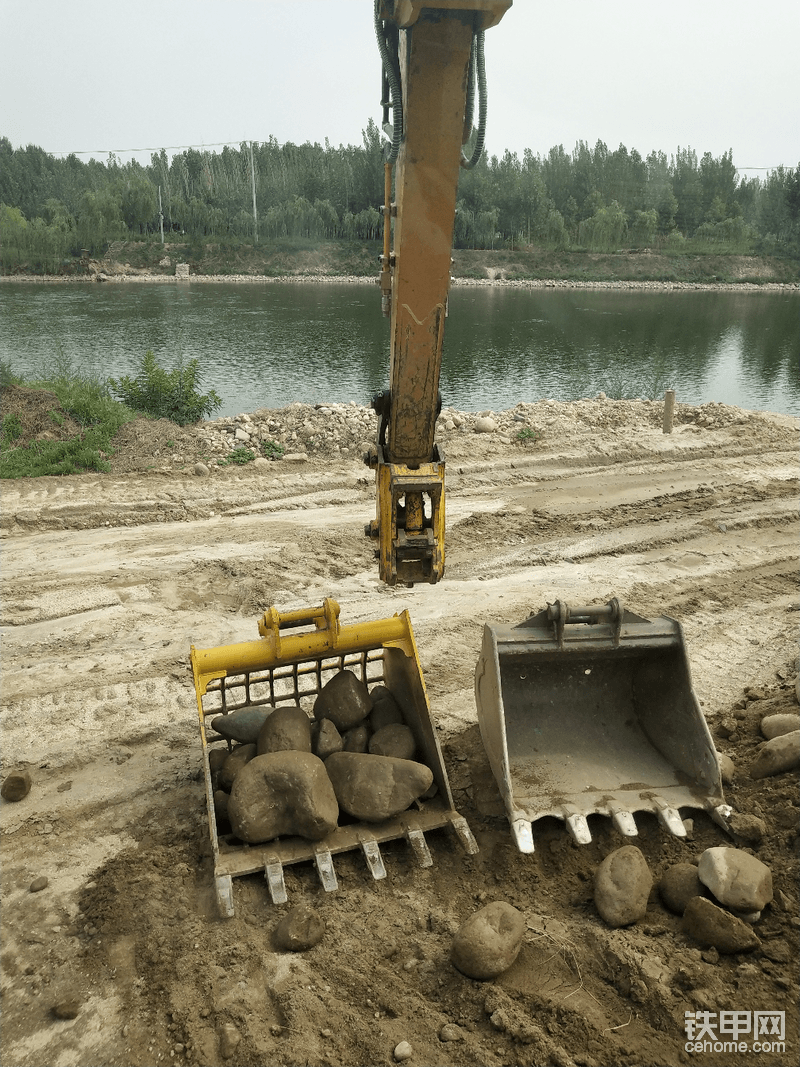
(1, 282, 798, 418)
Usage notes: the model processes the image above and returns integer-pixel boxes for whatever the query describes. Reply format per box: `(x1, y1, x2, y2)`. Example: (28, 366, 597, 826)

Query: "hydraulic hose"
(461, 28, 487, 170)
(374, 0, 403, 165)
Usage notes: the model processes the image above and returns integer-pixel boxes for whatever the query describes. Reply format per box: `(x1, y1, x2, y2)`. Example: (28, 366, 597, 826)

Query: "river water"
(1, 282, 798, 418)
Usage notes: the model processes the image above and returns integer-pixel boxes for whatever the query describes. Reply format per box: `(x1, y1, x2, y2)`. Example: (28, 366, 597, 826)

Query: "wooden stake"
(663, 389, 676, 434)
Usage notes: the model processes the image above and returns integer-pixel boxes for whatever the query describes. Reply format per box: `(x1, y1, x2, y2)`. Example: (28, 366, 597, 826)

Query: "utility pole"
(249, 142, 258, 243)
(158, 186, 165, 244)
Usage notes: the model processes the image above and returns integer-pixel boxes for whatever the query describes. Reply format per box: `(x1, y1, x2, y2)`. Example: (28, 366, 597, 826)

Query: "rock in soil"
(450, 900, 526, 980)
(594, 845, 653, 927)
(728, 812, 767, 842)
(1, 770, 32, 802)
(697, 846, 773, 911)
(324, 752, 433, 822)
(439, 1023, 464, 1042)
(29, 876, 49, 893)
(761, 712, 800, 739)
(273, 905, 326, 951)
(228, 751, 339, 843)
(217, 1021, 241, 1060)
(658, 862, 704, 915)
(314, 669, 372, 731)
(682, 896, 761, 954)
(749, 729, 800, 777)
(1, 395, 798, 1067)
(717, 751, 736, 783)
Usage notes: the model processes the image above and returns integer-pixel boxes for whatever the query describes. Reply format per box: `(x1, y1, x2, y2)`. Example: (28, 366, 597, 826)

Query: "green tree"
(629, 209, 657, 247)
(579, 200, 627, 251)
(0, 203, 28, 242)
(120, 172, 157, 233)
(672, 147, 703, 234)
(655, 185, 679, 234)
(699, 149, 737, 220)
(76, 188, 125, 253)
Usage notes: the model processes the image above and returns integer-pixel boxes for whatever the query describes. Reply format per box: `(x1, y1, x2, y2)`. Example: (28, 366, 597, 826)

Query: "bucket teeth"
(215, 875, 234, 918)
(264, 857, 288, 905)
(653, 798, 686, 837)
(314, 848, 338, 892)
(564, 812, 592, 845)
(360, 837, 387, 880)
(448, 813, 479, 855)
(711, 803, 732, 833)
(403, 824, 433, 867)
(511, 818, 535, 854)
(611, 810, 639, 837)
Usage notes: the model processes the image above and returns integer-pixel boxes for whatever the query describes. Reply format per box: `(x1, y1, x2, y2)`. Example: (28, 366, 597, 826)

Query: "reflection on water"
(1, 282, 797, 417)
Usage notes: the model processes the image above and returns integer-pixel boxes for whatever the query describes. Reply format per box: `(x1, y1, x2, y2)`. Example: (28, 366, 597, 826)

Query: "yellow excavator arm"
(366, 0, 511, 586)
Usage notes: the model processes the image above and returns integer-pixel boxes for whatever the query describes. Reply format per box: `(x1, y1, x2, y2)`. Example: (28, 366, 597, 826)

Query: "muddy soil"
(1, 392, 798, 1067)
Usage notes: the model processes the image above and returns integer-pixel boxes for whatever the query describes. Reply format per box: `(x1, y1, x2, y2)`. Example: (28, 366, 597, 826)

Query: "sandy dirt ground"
(1, 394, 798, 1067)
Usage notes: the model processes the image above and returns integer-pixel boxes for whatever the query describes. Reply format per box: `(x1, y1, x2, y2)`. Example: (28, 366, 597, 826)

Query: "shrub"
(108, 350, 221, 425)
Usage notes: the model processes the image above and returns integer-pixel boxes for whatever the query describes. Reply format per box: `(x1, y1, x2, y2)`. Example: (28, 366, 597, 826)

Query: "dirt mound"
(0, 384, 83, 444)
(108, 418, 213, 474)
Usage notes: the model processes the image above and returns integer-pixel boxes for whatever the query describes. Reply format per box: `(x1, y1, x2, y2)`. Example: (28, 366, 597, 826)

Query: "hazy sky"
(3, 0, 798, 179)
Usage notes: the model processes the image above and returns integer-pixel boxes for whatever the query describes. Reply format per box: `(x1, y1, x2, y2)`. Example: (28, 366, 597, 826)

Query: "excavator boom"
(367, 1, 511, 585)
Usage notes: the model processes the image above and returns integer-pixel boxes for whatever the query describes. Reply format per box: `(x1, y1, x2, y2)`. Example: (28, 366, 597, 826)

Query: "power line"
(40, 139, 792, 171)
(51, 139, 262, 157)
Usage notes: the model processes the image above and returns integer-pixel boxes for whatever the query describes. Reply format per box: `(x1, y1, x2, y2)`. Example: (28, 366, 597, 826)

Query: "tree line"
(1, 123, 798, 272)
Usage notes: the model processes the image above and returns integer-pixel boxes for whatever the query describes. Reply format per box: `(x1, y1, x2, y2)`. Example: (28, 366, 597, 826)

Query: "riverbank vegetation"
(0, 349, 224, 477)
(0, 358, 134, 477)
(1, 129, 798, 277)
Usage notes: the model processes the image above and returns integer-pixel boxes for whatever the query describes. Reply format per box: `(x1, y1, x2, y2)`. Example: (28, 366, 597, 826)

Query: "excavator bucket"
(475, 599, 730, 853)
(191, 598, 477, 917)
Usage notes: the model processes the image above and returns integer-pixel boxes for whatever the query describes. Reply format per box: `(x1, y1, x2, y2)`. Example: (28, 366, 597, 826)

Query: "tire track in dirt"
(1, 403, 798, 1067)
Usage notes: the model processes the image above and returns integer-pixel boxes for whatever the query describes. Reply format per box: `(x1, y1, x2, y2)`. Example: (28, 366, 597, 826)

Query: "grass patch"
(219, 446, 255, 466)
(261, 438, 285, 460)
(515, 426, 540, 444)
(0, 431, 114, 477)
(1, 411, 24, 445)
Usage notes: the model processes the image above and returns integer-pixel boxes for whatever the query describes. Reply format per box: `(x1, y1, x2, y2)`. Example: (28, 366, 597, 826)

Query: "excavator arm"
(366, 0, 511, 586)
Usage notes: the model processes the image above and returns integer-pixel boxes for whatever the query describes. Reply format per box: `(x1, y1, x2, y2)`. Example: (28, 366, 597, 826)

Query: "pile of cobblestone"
(195, 402, 532, 465)
(191, 396, 772, 469)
